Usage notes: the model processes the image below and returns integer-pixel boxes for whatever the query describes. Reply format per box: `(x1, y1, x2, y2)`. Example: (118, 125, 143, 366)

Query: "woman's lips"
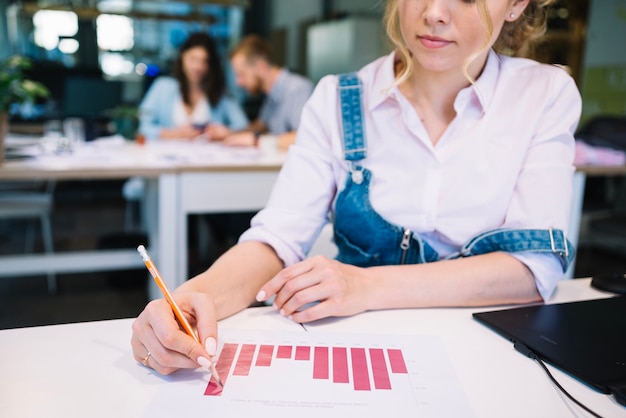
(418, 35, 452, 49)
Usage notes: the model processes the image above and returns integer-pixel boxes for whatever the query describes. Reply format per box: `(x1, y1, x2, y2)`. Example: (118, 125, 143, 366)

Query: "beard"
(246, 75, 264, 96)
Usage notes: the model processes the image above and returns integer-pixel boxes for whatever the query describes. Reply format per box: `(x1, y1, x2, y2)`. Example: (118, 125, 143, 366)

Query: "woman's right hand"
(131, 291, 218, 375)
(159, 125, 202, 140)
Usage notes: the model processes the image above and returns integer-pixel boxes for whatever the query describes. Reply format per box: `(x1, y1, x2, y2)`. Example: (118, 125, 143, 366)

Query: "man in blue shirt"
(207, 35, 314, 149)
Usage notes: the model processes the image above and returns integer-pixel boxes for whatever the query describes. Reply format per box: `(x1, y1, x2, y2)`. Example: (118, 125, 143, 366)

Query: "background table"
(0, 140, 284, 298)
(2, 137, 626, 295)
(0, 278, 623, 418)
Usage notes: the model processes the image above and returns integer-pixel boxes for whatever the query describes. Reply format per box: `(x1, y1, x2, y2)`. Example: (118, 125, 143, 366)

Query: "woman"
(132, 0, 581, 375)
(139, 32, 248, 141)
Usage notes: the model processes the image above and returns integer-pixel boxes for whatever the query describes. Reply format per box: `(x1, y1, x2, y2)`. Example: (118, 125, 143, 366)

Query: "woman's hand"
(159, 125, 202, 140)
(223, 131, 256, 147)
(205, 124, 231, 141)
(131, 291, 218, 375)
(256, 255, 370, 323)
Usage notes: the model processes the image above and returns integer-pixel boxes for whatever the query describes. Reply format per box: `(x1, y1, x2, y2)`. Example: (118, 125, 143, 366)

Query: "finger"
(131, 306, 198, 375)
(272, 270, 323, 312)
(256, 260, 315, 303)
(144, 299, 213, 372)
(290, 300, 333, 323)
(279, 283, 325, 317)
(180, 293, 219, 357)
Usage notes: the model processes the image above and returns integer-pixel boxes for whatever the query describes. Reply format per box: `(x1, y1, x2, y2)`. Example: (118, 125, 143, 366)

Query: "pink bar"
(387, 349, 408, 374)
(233, 344, 256, 376)
(332, 347, 349, 383)
(276, 345, 293, 359)
(313, 346, 329, 379)
(369, 349, 391, 390)
(255, 345, 274, 367)
(350, 348, 371, 391)
(204, 343, 239, 396)
(295, 346, 311, 361)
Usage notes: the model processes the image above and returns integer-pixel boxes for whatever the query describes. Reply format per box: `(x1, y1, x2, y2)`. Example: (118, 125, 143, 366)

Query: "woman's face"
(398, 0, 523, 75)
(181, 46, 209, 85)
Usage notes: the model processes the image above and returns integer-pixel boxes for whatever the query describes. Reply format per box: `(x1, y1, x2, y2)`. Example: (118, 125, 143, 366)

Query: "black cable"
(514, 343, 604, 418)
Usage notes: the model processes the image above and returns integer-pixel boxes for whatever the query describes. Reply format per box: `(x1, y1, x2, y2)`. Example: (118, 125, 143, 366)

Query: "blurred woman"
(139, 32, 248, 141)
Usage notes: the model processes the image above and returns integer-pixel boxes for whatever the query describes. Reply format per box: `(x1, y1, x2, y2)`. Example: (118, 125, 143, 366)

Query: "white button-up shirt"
(240, 51, 582, 300)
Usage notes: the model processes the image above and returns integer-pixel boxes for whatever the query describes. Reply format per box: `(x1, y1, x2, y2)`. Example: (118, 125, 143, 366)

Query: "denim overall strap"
(338, 73, 367, 162)
(333, 73, 439, 267)
(450, 228, 575, 272)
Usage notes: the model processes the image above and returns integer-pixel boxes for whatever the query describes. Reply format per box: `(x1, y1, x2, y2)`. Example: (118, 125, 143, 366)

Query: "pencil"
(137, 245, 223, 387)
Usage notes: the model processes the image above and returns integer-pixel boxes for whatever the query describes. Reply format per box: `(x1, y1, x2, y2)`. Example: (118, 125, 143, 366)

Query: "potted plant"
(108, 104, 140, 141)
(0, 55, 50, 162)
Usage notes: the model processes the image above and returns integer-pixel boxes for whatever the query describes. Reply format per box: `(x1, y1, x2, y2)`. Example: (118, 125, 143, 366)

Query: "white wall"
(270, 0, 322, 72)
(269, 0, 382, 73)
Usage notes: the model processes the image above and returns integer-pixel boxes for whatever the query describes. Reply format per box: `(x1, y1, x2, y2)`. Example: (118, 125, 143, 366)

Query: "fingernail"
(204, 337, 217, 356)
(256, 290, 266, 302)
(280, 309, 286, 317)
(288, 315, 293, 321)
(197, 356, 212, 372)
(272, 302, 278, 310)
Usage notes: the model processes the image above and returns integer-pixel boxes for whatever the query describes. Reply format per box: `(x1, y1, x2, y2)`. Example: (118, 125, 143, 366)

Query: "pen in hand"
(137, 245, 223, 387)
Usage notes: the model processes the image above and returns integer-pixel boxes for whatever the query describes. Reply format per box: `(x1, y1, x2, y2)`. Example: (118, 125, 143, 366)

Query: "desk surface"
(0, 141, 284, 180)
(576, 164, 626, 176)
(0, 278, 623, 418)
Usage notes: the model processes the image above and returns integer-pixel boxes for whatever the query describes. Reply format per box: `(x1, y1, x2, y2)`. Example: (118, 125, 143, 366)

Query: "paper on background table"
(144, 329, 474, 417)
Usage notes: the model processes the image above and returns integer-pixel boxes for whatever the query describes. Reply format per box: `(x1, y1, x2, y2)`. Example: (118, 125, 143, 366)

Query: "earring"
(510, 13, 515, 18)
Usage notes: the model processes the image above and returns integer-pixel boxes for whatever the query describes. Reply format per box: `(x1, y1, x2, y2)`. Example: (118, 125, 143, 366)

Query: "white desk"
(0, 278, 622, 418)
(0, 141, 284, 298)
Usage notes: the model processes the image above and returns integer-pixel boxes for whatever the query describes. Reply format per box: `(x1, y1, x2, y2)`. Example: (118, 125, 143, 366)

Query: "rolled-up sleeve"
(503, 71, 582, 300)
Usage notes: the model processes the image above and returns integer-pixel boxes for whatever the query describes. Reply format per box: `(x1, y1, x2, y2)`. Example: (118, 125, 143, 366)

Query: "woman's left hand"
(255, 255, 370, 323)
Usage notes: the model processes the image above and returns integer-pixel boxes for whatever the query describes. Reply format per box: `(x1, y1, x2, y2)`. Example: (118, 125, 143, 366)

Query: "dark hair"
(173, 32, 226, 107)
(230, 34, 275, 65)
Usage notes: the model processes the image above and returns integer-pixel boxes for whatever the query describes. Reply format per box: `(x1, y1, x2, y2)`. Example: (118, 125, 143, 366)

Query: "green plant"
(0, 55, 49, 113)
(108, 104, 140, 119)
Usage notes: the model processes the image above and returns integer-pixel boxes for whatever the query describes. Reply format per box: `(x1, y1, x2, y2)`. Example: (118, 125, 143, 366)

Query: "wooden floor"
(1, 180, 625, 330)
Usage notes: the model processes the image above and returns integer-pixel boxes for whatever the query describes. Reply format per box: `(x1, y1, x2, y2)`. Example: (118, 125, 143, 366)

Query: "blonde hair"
(384, 0, 555, 85)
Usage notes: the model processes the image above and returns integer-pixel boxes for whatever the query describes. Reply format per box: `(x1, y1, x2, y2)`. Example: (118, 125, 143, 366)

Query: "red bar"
(313, 347, 329, 379)
(233, 344, 256, 376)
(276, 345, 293, 359)
(295, 346, 311, 361)
(369, 348, 391, 390)
(332, 347, 349, 383)
(350, 348, 371, 391)
(255, 345, 274, 367)
(387, 349, 408, 374)
(204, 343, 239, 396)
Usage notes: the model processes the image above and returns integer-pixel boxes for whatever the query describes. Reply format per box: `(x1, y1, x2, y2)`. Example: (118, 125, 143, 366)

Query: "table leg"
(566, 171, 587, 279)
(146, 174, 181, 300)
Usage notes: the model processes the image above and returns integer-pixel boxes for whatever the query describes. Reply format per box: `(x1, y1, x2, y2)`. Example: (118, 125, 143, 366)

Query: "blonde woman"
(132, 0, 581, 376)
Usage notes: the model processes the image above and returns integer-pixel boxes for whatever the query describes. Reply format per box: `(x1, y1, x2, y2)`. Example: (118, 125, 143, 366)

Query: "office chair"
(0, 180, 57, 293)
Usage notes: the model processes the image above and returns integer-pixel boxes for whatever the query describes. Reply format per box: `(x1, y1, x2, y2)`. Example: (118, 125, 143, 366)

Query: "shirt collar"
(365, 49, 501, 115)
(366, 52, 399, 111)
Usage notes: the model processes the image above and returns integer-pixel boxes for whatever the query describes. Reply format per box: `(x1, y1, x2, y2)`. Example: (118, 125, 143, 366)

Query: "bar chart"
(146, 329, 474, 417)
(204, 343, 409, 396)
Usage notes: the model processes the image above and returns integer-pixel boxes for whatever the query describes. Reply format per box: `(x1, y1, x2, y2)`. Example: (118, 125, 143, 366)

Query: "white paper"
(144, 330, 474, 417)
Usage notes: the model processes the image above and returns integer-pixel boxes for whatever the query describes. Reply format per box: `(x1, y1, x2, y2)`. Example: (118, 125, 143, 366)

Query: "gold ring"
(141, 351, 151, 367)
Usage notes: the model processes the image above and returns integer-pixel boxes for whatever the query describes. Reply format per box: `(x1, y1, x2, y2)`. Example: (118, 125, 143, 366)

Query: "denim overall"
(332, 73, 575, 272)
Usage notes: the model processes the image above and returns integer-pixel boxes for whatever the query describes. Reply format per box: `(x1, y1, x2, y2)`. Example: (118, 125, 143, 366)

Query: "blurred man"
(208, 35, 314, 149)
